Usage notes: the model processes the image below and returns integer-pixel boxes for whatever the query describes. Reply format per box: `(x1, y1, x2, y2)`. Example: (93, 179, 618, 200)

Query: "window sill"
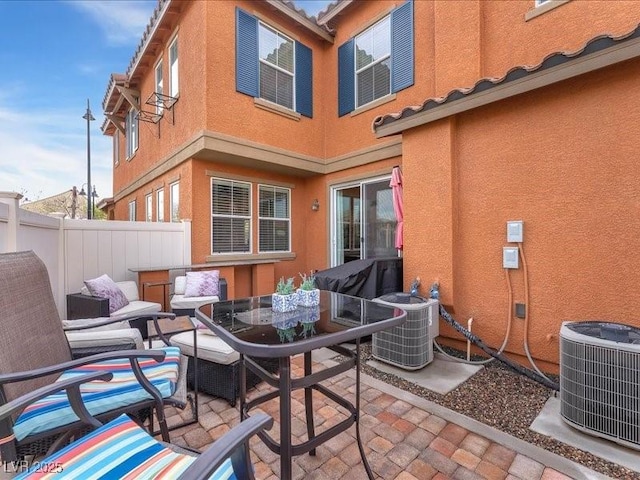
(525, 0, 570, 21)
(350, 93, 397, 118)
(205, 252, 296, 263)
(254, 98, 301, 121)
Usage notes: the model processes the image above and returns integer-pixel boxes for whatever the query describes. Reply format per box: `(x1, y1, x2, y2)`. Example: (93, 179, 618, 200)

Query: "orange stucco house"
(101, 0, 640, 371)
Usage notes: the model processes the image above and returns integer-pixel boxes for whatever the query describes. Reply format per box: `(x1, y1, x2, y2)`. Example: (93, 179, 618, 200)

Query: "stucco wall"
(402, 59, 640, 368)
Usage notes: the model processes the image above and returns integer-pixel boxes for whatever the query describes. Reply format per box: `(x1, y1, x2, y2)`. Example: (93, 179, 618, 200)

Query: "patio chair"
(169, 272, 228, 317)
(0, 371, 273, 479)
(0, 251, 187, 463)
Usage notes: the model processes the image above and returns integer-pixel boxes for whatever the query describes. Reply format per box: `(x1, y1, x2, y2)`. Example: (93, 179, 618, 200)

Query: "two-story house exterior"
(102, 0, 640, 370)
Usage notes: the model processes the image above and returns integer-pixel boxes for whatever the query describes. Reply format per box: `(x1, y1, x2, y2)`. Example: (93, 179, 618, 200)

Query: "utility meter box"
(372, 294, 439, 370)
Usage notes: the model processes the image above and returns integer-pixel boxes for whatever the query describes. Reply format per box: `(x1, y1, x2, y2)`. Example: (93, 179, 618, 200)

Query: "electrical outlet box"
(515, 303, 526, 319)
(507, 221, 523, 243)
(503, 247, 519, 269)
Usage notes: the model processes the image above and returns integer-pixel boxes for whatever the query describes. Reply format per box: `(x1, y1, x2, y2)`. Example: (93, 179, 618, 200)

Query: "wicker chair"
(0, 251, 188, 463)
(0, 373, 273, 479)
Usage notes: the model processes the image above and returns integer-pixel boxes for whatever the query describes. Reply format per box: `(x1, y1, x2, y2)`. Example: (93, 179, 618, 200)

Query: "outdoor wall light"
(311, 199, 320, 211)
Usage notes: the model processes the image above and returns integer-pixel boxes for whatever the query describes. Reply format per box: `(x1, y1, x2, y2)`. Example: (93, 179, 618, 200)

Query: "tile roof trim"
(373, 26, 640, 138)
(270, 0, 335, 40)
(316, 0, 353, 25)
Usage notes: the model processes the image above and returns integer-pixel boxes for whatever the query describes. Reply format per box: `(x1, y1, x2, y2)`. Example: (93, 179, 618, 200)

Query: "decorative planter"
(296, 288, 320, 307)
(272, 293, 297, 313)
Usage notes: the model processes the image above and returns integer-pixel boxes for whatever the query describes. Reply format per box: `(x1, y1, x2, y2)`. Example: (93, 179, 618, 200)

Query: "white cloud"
(0, 101, 114, 201)
(69, 0, 156, 46)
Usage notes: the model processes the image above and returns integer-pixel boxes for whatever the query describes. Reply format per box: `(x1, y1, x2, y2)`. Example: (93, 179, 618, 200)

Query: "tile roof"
(372, 24, 640, 134)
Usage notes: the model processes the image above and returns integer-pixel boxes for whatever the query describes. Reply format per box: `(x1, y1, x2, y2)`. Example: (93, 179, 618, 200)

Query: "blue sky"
(0, 0, 331, 202)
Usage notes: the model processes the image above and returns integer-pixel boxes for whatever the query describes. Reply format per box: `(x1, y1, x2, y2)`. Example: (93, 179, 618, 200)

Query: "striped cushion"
(14, 347, 181, 442)
(16, 414, 237, 479)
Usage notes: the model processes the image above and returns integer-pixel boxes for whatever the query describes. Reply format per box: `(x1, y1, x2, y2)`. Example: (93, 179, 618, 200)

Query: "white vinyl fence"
(0, 192, 191, 319)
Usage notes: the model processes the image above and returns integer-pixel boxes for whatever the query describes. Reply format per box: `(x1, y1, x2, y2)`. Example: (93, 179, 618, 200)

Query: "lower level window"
(128, 200, 136, 221)
(258, 185, 290, 252)
(211, 178, 251, 254)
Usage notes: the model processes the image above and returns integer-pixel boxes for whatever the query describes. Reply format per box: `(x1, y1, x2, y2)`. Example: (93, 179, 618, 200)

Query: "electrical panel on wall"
(507, 221, 523, 243)
(503, 247, 519, 269)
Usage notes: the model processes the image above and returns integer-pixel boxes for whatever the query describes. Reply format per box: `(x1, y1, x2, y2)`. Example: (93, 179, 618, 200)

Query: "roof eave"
(317, 0, 353, 26)
(374, 34, 640, 138)
(127, 0, 173, 78)
(266, 0, 334, 42)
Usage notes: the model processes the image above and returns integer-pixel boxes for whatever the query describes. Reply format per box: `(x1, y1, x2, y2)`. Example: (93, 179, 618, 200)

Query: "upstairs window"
(259, 23, 294, 110)
(125, 107, 138, 159)
(169, 36, 179, 97)
(355, 17, 391, 108)
(155, 59, 164, 114)
(258, 185, 290, 252)
(236, 8, 313, 118)
(338, 0, 414, 116)
(211, 178, 251, 254)
(113, 133, 119, 166)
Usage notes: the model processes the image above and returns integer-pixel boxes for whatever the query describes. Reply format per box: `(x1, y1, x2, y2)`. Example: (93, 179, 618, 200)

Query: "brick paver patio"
(165, 354, 608, 480)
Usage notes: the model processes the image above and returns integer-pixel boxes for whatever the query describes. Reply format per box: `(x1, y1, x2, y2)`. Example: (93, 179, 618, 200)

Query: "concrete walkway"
(167, 354, 611, 480)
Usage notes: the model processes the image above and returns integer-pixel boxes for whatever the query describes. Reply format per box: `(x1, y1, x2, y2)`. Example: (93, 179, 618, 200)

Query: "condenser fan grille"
(560, 321, 640, 450)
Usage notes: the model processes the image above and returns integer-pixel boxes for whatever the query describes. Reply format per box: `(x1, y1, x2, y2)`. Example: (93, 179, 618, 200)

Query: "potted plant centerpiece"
(297, 272, 320, 307)
(272, 276, 297, 313)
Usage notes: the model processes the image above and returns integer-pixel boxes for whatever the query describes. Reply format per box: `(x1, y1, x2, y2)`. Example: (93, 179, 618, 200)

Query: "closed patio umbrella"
(390, 166, 404, 250)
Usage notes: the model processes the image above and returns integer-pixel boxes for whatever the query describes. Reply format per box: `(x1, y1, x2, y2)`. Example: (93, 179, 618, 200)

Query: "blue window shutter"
(236, 8, 259, 97)
(338, 39, 355, 117)
(391, 0, 414, 93)
(295, 41, 313, 118)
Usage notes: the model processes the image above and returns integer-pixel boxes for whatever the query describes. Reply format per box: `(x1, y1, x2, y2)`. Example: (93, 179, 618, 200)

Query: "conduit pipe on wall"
(434, 268, 514, 366)
(519, 243, 556, 384)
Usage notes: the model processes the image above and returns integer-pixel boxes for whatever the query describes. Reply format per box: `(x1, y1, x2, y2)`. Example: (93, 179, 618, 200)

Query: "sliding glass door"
(331, 176, 397, 267)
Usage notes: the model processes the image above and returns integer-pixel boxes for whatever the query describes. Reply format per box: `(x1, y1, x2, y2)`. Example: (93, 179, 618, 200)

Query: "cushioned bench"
(67, 280, 161, 319)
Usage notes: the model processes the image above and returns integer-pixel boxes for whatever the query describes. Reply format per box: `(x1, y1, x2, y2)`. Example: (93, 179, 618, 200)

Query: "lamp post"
(83, 99, 95, 219)
(78, 184, 98, 219)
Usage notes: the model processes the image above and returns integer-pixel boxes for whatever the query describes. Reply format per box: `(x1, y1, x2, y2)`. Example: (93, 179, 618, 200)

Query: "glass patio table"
(195, 290, 406, 480)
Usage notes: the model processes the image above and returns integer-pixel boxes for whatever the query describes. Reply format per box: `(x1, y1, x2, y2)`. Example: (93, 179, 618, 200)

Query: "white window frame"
(354, 16, 391, 109)
(145, 194, 153, 222)
(170, 181, 180, 222)
(128, 200, 136, 221)
(258, 184, 291, 253)
(125, 107, 138, 159)
(157, 189, 165, 222)
(155, 59, 164, 115)
(258, 22, 295, 111)
(113, 133, 119, 166)
(169, 35, 179, 98)
(211, 178, 252, 255)
(535, 0, 550, 5)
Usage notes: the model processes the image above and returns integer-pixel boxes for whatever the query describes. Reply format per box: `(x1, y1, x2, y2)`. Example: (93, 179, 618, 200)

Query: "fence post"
(0, 192, 23, 252)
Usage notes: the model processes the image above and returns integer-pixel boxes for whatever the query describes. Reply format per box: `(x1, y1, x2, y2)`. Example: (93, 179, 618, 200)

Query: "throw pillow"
(184, 270, 220, 298)
(84, 274, 130, 314)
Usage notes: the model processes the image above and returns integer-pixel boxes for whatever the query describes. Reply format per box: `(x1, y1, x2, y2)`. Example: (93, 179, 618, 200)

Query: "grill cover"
(314, 257, 402, 299)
